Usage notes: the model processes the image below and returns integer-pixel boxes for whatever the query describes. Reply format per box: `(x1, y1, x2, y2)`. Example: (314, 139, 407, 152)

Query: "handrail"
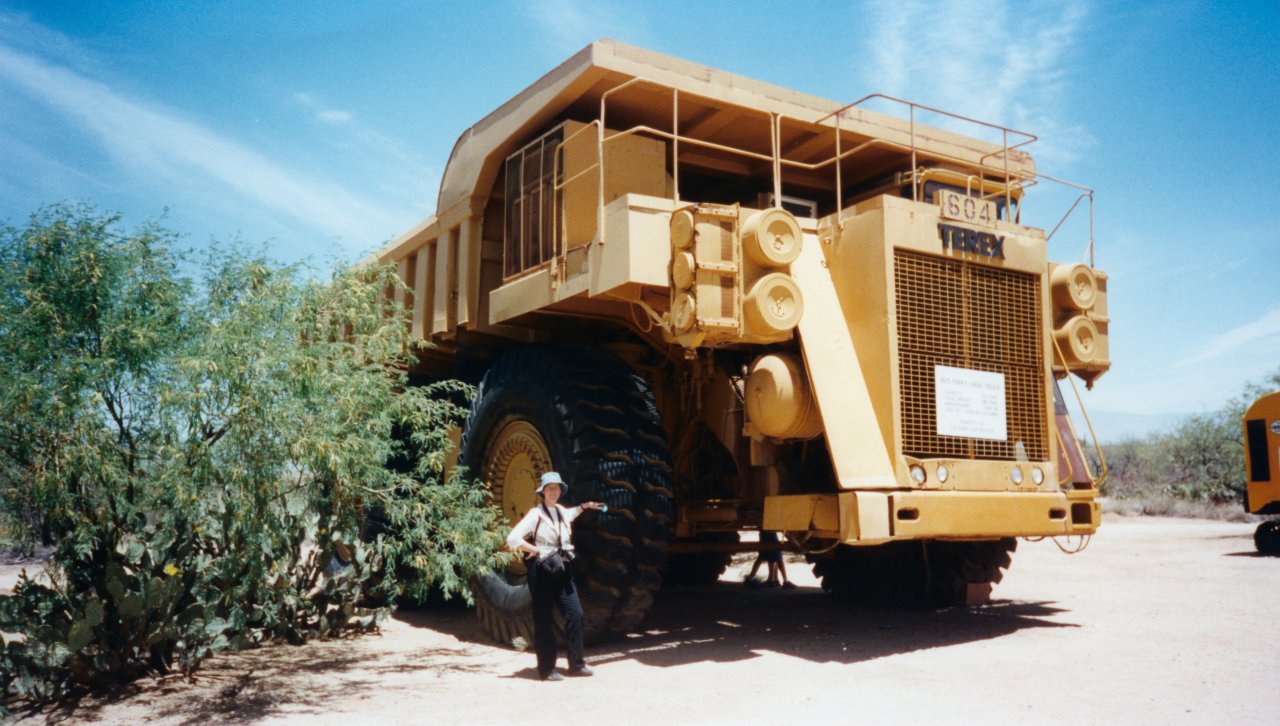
(1046, 193, 1089, 242)
(607, 124, 776, 164)
(551, 119, 602, 286)
(1054, 428, 1076, 486)
(672, 88, 680, 202)
(591, 77, 1097, 265)
(803, 93, 1043, 236)
(818, 92, 1038, 148)
(600, 80, 650, 245)
(1036, 172, 1097, 267)
(771, 112, 782, 204)
(1052, 335, 1108, 489)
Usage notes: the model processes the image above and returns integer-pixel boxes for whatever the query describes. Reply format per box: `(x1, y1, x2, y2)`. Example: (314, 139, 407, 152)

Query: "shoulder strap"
(540, 503, 563, 547)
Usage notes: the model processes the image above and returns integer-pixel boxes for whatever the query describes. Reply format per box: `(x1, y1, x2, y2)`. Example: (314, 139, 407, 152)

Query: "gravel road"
(10, 515, 1279, 725)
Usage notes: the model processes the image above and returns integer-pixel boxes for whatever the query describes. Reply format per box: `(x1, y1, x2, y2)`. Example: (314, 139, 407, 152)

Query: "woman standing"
(506, 471, 604, 681)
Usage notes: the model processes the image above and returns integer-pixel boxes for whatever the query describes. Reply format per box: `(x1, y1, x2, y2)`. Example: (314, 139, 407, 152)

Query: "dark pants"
(528, 559, 586, 677)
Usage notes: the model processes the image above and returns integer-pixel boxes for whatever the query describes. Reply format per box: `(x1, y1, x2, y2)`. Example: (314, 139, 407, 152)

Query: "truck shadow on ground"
(405, 577, 1079, 671)
(584, 582, 1077, 669)
(29, 583, 1076, 724)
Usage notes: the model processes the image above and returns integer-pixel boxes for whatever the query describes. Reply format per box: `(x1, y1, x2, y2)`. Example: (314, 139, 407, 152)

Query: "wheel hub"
(485, 419, 552, 526)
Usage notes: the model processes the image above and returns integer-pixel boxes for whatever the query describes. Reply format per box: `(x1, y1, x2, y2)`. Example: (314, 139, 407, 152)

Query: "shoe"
(764, 580, 780, 589)
(782, 581, 797, 590)
(744, 577, 762, 589)
(568, 666, 594, 677)
(542, 671, 565, 682)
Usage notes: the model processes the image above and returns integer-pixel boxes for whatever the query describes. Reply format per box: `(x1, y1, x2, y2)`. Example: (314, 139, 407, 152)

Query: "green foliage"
(1095, 368, 1280, 508)
(0, 205, 508, 704)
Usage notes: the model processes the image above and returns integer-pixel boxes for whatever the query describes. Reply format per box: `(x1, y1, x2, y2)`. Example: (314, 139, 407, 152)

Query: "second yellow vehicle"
(1243, 392, 1280, 554)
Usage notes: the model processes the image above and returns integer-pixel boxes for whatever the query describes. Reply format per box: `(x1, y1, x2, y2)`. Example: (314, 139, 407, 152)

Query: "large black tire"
(662, 532, 740, 585)
(1255, 520, 1280, 556)
(462, 345, 674, 644)
(812, 538, 1016, 608)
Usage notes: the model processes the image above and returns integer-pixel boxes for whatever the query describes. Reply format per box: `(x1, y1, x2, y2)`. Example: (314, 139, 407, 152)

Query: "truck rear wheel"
(812, 538, 1016, 607)
(462, 345, 673, 643)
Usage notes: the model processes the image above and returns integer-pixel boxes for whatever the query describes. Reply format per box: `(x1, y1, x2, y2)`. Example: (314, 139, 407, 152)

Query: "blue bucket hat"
(536, 471, 567, 495)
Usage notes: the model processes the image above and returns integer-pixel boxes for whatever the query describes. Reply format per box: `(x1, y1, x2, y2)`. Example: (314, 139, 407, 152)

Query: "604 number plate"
(938, 189, 997, 228)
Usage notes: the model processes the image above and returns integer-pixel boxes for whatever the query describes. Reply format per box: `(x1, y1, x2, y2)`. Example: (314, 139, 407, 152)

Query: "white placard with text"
(935, 366, 1007, 440)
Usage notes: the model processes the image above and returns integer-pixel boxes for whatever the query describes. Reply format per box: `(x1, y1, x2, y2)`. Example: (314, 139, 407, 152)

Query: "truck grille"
(894, 250, 1048, 461)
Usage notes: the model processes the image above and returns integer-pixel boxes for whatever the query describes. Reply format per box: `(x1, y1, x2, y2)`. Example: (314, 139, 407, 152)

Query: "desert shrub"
(1093, 368, 1280, 510)
(1158, 413, 1244, 502)
(0, 205, 506, 704)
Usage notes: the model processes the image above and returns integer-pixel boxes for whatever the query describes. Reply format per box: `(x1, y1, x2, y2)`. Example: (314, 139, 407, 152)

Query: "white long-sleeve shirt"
(506, 503, 582, 558)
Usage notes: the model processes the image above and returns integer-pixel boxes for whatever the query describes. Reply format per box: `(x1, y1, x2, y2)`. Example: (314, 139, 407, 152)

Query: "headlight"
(910, 465, 927, 484)
(936, 464, 950, 483)
(1031, 466, 1044, 485)
(1010, 467, 1024, 485)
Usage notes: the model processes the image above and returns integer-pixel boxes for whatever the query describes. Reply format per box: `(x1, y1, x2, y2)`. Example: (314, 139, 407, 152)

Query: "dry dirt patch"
(8, 516, 1280, 725)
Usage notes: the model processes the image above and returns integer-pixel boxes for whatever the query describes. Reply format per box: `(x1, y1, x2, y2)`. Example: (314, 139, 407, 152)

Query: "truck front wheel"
(662, 532, 740, 585)
(1255, 520, 1280, 556)
(461, 345, 673, 644)
(812, 538, 1016, 607)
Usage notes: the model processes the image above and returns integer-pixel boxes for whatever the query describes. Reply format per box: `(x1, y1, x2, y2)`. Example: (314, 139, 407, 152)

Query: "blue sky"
(1, 1, 1277, 439)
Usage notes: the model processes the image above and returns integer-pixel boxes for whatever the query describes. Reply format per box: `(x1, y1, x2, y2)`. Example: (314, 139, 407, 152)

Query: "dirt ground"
(6, 515, 1279, 725)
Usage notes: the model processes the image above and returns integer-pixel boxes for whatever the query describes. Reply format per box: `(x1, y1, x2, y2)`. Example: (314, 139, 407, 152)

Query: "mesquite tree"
(0, 205, 506, 703)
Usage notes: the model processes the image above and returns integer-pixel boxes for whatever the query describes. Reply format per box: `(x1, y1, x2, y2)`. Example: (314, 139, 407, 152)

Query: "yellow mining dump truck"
(376, 40, 1112, 642)
(1243, 392, 1280, 555)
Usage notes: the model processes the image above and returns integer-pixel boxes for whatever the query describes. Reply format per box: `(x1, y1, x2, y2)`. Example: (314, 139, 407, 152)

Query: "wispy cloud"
(0, 31, 413, 251)
(1178, 307, 1280, 367)
(287, 89, 438, 217)
(862, 0, 1094, 166)
(316, 109, 352, 125)
(293, 92, 353, 126)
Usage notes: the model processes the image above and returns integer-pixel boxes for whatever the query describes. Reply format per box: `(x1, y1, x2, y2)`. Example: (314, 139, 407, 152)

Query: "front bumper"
(764, 489, 1098, 544)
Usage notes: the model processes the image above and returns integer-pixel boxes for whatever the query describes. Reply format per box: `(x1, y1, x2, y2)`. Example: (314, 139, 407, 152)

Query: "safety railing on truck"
(542, 78, 1098, 275)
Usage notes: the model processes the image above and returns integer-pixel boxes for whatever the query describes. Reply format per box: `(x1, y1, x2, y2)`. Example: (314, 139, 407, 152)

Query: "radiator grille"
(894, 250, 1048, 461)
